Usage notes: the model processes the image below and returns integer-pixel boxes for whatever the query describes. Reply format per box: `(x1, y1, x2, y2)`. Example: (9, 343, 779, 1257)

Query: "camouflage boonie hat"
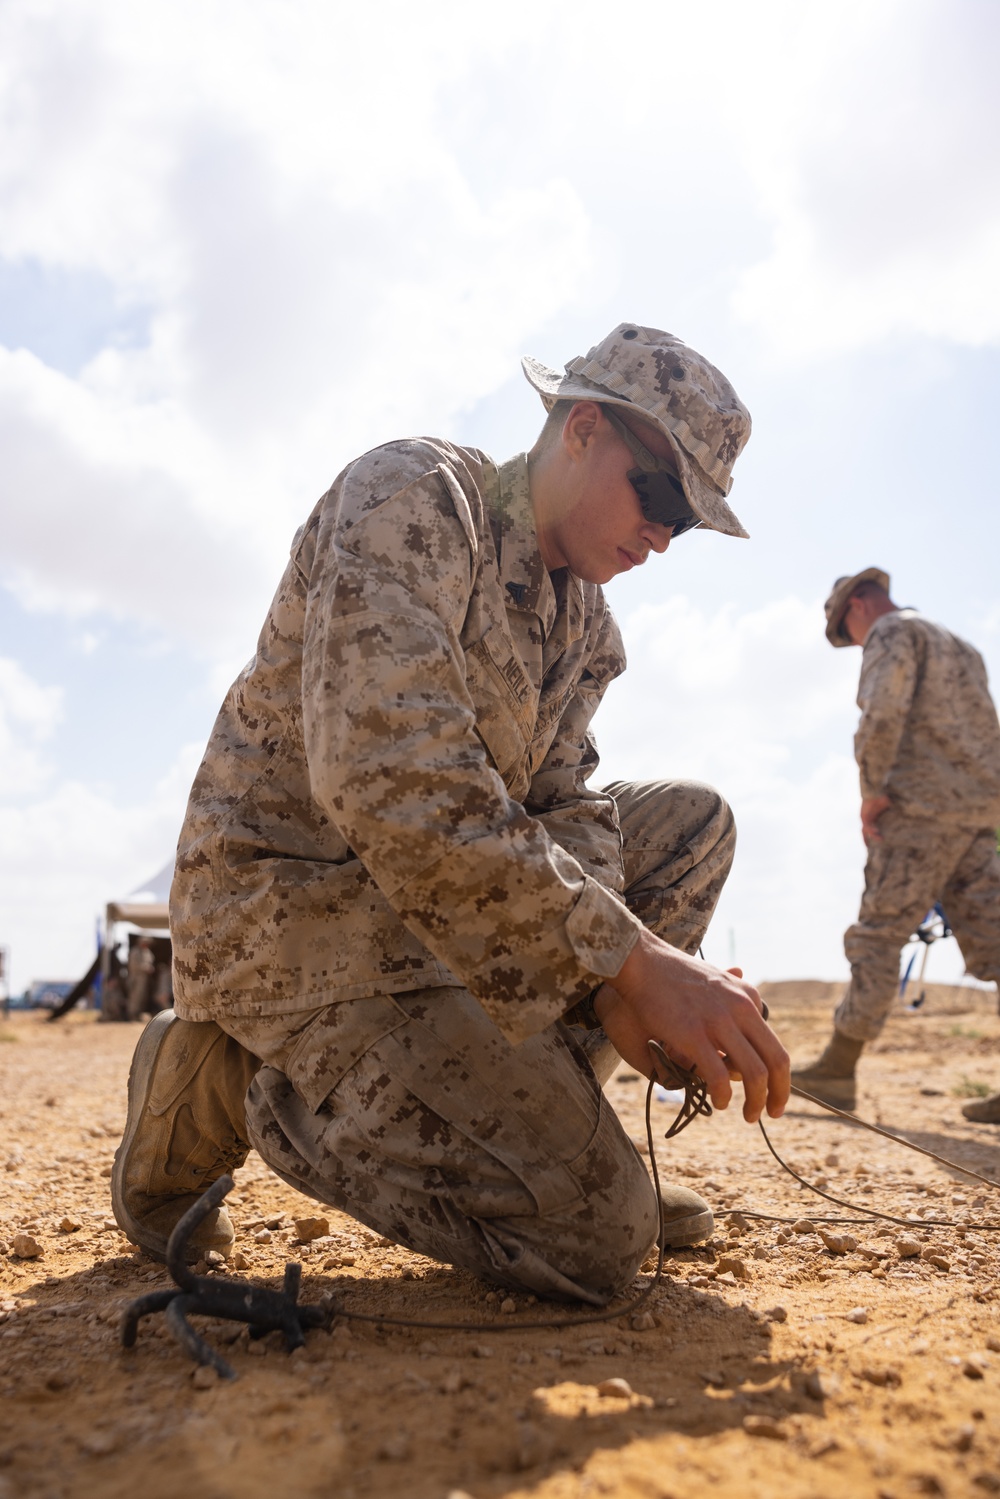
(824, 567, 891, 647)
(522, 323, 751, 538)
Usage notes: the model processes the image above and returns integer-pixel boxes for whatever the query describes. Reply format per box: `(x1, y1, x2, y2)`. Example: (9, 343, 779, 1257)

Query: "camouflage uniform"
(169, 439, 736, 1299)
(836, 610, 1000, 1041)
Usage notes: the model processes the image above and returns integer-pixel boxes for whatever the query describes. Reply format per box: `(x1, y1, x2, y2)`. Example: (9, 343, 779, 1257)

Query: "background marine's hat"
(824, 567, 891, 647)
(522, 323, 751, 538)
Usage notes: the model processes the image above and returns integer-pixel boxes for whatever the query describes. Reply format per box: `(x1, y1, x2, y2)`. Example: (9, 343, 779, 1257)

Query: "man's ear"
(561, 400, 604, 456)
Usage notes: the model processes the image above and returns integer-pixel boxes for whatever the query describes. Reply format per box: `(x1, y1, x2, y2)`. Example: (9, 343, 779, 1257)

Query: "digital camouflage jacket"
(855, 609, 1000, 826)
(170, 440, 644, 1044)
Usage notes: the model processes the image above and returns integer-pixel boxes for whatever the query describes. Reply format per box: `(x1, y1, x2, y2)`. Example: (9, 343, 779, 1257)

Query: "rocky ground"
(1, 980, 999, 1499)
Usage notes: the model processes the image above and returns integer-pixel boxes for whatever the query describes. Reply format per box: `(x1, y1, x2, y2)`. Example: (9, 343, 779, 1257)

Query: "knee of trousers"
(843, 923, 911, 970)
(548, 1136, 660, 1297)
(614, 779, 736, 854)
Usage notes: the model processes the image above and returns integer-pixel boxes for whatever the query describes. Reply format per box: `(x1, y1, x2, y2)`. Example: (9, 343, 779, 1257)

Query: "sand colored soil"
(1, 980, 999, 1499)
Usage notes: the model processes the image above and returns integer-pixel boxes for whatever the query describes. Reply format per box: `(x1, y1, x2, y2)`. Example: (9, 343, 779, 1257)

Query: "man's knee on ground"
(548, 1143, 660, 1299)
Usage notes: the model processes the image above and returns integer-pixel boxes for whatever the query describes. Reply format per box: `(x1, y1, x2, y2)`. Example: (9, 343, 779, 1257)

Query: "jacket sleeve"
(524, 607, 627, 894)
(855, 620, 919, 799)
(301, 457, 643, 1044)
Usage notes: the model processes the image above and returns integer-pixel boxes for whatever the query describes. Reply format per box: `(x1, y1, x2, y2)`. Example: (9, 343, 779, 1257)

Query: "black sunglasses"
(627, 468, 700, 535)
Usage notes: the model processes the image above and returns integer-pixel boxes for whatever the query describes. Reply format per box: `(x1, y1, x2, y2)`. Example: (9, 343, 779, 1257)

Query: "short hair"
(534, 398, 666, 456)
(534, 398, 577, 451)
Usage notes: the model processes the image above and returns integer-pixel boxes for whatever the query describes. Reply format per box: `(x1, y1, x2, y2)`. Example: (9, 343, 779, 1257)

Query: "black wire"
(753, 1087, 1000, 1232)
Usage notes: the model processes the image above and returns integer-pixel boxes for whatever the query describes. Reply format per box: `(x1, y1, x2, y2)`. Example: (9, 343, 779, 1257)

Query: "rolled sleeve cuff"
(565, 876, 643, 976)
(475, 876, 644, 1047)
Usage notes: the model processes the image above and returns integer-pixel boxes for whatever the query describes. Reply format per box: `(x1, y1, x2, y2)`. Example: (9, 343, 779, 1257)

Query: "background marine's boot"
(790, 1028, 865, 1110)
(111, 1009, 259, 1261)
(658, 1184, 714, 1248)
(961, 1091, 1000, 1124)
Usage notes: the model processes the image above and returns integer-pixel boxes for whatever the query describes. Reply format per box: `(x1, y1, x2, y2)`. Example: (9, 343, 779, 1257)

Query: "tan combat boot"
(790, 1028, 864, 1111)
(961, 1091, 1000, 1124)
(111, 1010, 259, 1261)
(658, 1185, 714, 1248)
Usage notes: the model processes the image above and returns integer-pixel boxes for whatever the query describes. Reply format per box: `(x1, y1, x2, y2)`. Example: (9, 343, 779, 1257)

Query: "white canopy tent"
(103, 858, 173, 976)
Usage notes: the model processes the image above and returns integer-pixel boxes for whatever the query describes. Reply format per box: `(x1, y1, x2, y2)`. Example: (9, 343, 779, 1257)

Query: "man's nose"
(639, 523, 672, 555)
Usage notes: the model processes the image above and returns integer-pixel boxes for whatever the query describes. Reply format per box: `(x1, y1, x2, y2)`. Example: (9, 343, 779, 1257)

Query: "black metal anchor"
(120, 1174, 333, 1379)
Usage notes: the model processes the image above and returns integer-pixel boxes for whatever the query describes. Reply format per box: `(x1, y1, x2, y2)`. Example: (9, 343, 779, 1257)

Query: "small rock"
(597, 1377, 633, 1399)
(824, 1153, 840, 1168)
(715, 1271, 737, 1286)
(57, 1218, 81, 1234)
(204, 1250, 225, 1268)
(765, 1305, 788, 1322)
(230, 1251, 249, 1270)
(716, 1253, 751, 1281)
(846, 1307, 869, 1324)
(688, 1274, 710, 1288)
(45, 1371, 74, 1391)
(700, 1370, 725, 1388)
(11, 1234, 43, 1259)
(80, 1431, 119, 1457)
(895, 1237, 922, 1258)
(986, 1335, 1000, 1354)
(263, 1215, 285, 1230)
(819, 1229, 858, 1256)
(254, 1229, 272, 1245)
(963, 1355, 988, 1380)
(631, 1311, 656, 1331)
(921, 1249, 950, 1271)
(376, 1430, 412, 1462)
(861, 1364, 901, 1388)
(513, 1419, 554, 1471)
(804, 1368, 840, 1400)
(743, 1414, 788, 1440)
(950, 1424, 976, 1453)
(500, 1297, 517, 1315)
(293, 1216, 330, 1243)
(191, 1365, 219, 1389)
(792, 1219, 816, 1234)
(441, 1368, 466, 1394)
(472, 1344, 494, 1359)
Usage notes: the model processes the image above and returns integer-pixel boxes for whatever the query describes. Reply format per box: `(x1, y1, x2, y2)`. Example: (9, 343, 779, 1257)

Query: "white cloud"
(0, 656, 62, 795)
(0, 739, 202, 993)
(595, 595, 870, 982)
(731, 1, 1000, 356)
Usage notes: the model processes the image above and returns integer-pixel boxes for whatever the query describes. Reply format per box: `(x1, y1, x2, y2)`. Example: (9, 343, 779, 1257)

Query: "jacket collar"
(494, 454, 585, 647)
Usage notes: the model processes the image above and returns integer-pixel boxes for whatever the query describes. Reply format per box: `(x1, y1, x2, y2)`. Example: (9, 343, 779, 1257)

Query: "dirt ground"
(1, 981, 999, 1499)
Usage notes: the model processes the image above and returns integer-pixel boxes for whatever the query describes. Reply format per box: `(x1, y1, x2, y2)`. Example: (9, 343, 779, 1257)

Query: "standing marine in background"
(792, 568, 1000, 1120)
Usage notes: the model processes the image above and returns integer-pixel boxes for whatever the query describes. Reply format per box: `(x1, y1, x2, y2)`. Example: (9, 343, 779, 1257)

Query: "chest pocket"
(465, 624, 537, 803)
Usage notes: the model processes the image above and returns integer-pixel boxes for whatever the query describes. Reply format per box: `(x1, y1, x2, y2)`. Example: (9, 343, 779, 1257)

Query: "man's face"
(841, 595, 870, 646)
(539, 404, 679, 583)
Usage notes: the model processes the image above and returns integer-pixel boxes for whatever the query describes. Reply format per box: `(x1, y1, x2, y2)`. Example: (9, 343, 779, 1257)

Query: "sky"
(1, 0, 999, 999)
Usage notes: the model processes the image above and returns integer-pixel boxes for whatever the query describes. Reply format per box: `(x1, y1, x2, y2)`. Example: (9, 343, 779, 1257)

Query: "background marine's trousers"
(835, 811, 1000, 1043)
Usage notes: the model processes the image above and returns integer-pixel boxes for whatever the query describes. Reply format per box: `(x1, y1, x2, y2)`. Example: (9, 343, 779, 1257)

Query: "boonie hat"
(522, 323, 751, 538)
(824, 567, 891, 647)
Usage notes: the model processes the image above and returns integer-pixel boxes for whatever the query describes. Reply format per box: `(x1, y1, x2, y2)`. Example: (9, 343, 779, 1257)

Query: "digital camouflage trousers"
(219, 779, 736, 1302)
(836, 811, 1000, 1043)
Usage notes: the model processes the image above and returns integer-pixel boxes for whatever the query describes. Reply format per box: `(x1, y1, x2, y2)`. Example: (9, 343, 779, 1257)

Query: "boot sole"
(660, 1207, 715, 1249)
(111, 1011, 184, 1261)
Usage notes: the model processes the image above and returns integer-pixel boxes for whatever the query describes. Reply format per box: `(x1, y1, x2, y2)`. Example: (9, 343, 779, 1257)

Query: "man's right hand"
(592, 927, 789, 1123)
(860, 794, 892, 844)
